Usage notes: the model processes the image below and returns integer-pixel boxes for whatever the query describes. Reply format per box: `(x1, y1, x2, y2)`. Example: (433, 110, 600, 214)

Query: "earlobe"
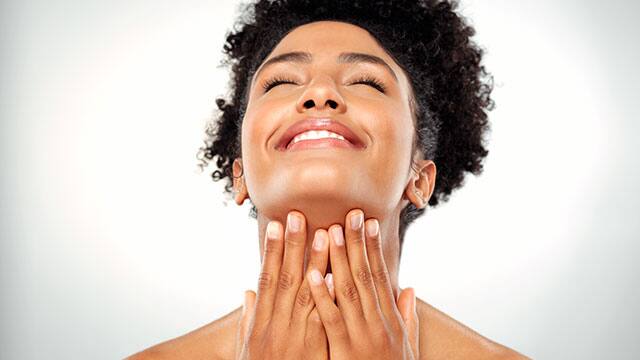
(404, 159, 437, 209)
(232, 158, 249, 205)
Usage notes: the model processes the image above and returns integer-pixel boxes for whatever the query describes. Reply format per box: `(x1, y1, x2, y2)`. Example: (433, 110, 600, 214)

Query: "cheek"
(240, 105, 267, 188)
(364, 108, 415, 200)
(240, 98, 292, 195)
(242, 95, 295, 147)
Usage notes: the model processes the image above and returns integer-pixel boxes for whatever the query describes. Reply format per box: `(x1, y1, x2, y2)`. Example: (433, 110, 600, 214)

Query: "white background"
(1, 0, 639, 359)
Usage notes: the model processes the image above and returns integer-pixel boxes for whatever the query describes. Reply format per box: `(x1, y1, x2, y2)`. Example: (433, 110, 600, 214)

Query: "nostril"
(302, 98, 339, 110)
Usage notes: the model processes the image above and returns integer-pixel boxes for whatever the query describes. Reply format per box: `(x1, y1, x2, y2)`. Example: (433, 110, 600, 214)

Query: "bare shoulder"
(123, 299, 530, 360)
(124, 306, 242, 360)
(416, 298, 531, 360)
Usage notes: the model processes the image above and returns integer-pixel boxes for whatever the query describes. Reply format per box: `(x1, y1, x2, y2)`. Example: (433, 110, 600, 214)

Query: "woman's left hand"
(306, 209, 420, 360)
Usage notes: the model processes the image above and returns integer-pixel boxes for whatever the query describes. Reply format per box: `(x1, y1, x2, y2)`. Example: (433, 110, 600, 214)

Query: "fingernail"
(242, 292, 247, 316)
(405, 287, 416, 313)
(266, 221, 279, 240)
(366, 219, 379, 237)
(350, 211, 363, 230)
(325, 273, 334, 289)
(330, 226, 344, 246)
(309, 269, 322, 285)
(313, 230, 326, 251)
(288, 212, 301, 233)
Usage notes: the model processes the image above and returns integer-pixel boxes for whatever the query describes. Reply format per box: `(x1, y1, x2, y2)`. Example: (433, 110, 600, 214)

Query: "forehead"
(255, 20, 412, 96)
(267, 20, 397, 68)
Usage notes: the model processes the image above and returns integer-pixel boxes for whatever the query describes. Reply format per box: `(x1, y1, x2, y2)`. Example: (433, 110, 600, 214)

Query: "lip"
(275, 118, 366, 151)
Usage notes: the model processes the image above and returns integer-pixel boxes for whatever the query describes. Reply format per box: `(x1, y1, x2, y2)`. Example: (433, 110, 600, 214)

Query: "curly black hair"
(198, 0, 494, 250)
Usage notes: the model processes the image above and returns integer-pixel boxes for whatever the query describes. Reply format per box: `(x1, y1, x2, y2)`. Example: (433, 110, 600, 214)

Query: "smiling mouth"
(286, 137, 357, 151)
(285, 129, 361, 151)
(276, 118, 366, 151)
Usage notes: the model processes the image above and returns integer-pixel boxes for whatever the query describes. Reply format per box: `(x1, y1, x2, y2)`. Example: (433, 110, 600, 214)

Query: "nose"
(295, 76, 347, 114)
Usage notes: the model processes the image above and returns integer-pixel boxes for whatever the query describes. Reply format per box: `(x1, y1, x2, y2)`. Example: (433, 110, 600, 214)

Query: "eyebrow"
(253, 51, 398, 83)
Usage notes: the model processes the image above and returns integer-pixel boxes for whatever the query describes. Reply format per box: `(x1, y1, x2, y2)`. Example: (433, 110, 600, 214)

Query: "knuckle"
(372, 269, 390, 284)
(341, 281, 360, 303)
(356, 266, 373, 288)
(366, 231, 381, 248)
(325, 311, 343, 328)
(284, 235, 304, 248)
(263, 240, 281, 256)
(295, 285, 312, 308)
(277, 270, 295, 291)
(258, 271, 273, 290)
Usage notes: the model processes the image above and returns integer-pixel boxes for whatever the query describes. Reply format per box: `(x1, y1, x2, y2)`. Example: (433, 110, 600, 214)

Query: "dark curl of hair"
(198, 0, 494, 250)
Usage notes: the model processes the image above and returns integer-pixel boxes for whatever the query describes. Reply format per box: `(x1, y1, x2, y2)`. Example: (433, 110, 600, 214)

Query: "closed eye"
(262, 76, 298, 92)
(262, 75, 387, 93)
(350, 76, 387, 93)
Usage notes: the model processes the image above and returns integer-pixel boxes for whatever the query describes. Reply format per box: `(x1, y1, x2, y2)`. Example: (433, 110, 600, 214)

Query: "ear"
(232, 158, 249, 205)
(403, 158, 437, 209)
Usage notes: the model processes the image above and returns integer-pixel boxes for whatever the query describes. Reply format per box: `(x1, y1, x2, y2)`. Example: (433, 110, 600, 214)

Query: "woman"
(129, 0, 529, 358)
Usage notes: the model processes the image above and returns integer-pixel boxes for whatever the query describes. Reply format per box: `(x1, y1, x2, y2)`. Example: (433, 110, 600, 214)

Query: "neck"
(255, 202, 406, 299)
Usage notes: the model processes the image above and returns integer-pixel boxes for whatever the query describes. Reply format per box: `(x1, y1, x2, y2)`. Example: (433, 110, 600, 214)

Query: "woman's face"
(237, 20, 428, 226)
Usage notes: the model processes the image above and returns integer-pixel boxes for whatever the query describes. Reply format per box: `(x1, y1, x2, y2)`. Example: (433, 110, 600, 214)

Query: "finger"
(272, 211, 307, 325)
(241, 290, 257, 334)
(254, 221, 284, 326)
(291, 229, 330, 325)
(397, 288, 419, 360)
(326, 273, 336, 302)
(306, 268, 349, 349)
(235, 290, 256, 359)
(364, 217, 397, 318)
(344, 209, 382, 321)
(305, 308, 328, 357)
(304, 275, 335, 359)
(328, 223, 366, 331)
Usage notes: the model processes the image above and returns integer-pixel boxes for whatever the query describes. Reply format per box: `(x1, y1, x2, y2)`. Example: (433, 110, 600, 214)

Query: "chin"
(248, 166, 398, 225)
(256, 189, 390, 230)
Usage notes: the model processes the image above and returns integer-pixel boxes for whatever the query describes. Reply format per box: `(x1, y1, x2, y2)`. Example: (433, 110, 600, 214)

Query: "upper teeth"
(290, 130, 346, 145)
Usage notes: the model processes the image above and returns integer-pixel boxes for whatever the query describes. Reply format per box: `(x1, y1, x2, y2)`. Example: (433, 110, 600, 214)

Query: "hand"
(305, 209, 420, 360)
(234, 211, 336, 360)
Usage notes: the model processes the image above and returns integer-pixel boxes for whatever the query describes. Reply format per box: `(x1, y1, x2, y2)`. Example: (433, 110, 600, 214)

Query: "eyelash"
(261, 75, 387, 93)
(350, 75, 387, 93)
(262, 76, 297, 92)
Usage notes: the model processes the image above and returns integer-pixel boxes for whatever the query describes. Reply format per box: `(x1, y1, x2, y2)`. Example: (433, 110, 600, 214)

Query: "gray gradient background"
(1, 0, 639, 359)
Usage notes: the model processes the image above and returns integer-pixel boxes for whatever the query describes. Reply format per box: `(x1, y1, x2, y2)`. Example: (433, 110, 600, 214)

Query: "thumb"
(235, 290, 256, 359)
(240, 290, 257, 333)
(397, 287, 419, 360)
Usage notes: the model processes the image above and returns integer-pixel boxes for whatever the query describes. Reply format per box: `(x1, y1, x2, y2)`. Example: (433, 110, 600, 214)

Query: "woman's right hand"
(234, 211, 335, 360)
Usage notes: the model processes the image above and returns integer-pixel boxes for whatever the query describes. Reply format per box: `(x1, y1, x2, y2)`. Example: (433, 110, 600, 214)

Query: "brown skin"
(234, 210, 420, 359)
(126, 21, 529, 359)
(126, 300, 527, 360)
(239, 20, 432, 286)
